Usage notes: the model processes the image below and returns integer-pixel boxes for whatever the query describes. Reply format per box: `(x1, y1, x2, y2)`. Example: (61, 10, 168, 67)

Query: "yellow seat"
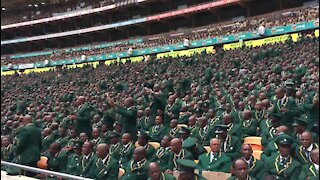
(252, 150, 263, 160)
(244, 137, 262, 145)
(118, 168, 125, 178)
(194, 160, 199, 164)
(204, 146, 211, 153)
(250, 144, 263, 151)
(177, 124, 187, 129)
(37, 156, 48, 169)
(149, 142, 160, 149)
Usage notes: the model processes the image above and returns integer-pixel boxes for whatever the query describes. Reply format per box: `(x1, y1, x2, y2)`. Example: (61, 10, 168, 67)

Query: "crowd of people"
(1, 5, 318, 66)
(1, 29, 319, 179)
(1, 0, 140, 25)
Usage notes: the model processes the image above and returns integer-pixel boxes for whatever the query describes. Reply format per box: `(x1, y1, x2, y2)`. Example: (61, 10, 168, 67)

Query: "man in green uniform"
(94, 143, 119, 180)
(295, 131, 319, 164)
(122, 147, 151, 180)
(108, 96, 138, 141)
(119, 133, 135, 168)
(78, 141, 97, 178)
(74, 96, 93, 138)
(108, 131, 121, 160)
(299, 149, 319, 180)
(43, 142, 61, 172)
(198, 138, 231, 173)
(148, 162, 176, 180)
(240, 110, 258, 139)
(168, 119, 180, 138)
(55, 127, 69, 148)
(263, 134, 302, 180)
(41, 128, 56, 152)
(227, 159, 258, 180)
(193, 117, 215, 146)
(6, 115, 42, 176)
(240, 144, 264, 179)
(66, 141, 83, 176)
(176, 159, 206, 180)
(215, 124, 242, 160)
(151, 136, 172, 172)
(149, 116, 168, 142)
(137, 131, 156, 160)
(1, 136, 16, 170)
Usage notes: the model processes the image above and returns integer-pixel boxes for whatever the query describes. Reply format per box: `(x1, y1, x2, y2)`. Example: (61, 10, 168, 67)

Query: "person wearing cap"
(295, 131, 319, 164)
(198, 138, 231, 173)
(263, 134, 302, 180)
(138, 131, 156, 160)
(179, 126, 192, 141)
(175, 159, 206, 180)
(148, 162, 176, 180)
(178, 106, 192, 124)
(298, 148, 319, 180)
(94, 143, 119, 180)
(119, 133, 135, 168)
(78, 141, 97, 178)
(271, 87, 297, 129)
(166, 138, 193, 173)
(292, 114, 308, 140)
(108, 131, 121, 160)
(149, 116, 168, 142)
(122, 147, 151, 180)
(151, 136, 172, 172)
(215, 124, 241, 160)
(227, 159, 257, 180)
(182, 137, 206, 160)
(65, 140, 83, 175)
(240, 144, 264, 179)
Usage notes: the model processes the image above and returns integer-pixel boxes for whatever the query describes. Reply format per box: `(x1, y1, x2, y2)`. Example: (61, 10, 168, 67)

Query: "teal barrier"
(2, 20, 318, 71)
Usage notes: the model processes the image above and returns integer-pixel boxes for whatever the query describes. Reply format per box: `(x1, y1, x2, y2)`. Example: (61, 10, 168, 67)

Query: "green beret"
(176, 159, 198, 173)
(293, 114, 308, 126)
(73, 140, 83, 149)
(275, 134, 293, 146)
(182, 137, 196, 148)
(179, 126, 192, 134)
(107, 131, 121, 138)
(215, 124, 229, 134)
(285, 79, 294, 86)
(138, 130, 150, 140)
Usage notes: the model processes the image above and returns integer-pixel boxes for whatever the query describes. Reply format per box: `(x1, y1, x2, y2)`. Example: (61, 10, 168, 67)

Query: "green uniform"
(147, 173, 176, 180)
(178, 112, 192, 124)
(149, 125, 168, 142)
(119, 142, 135, 168)
(138, 116, 152, 131)
(240, 118, 258, 138)
(303, 92, 319, 131)
(109, 142, 121, 160)
(198, 151, 231, 173)
(42, 134, 55, 152)
(55, 136, 69, 148)
(227, 176, 257, 180)
(168, 149, 194, 170)
(294, 143, 319, 164)
(219, 135, 242, 160)
(168, 127, 180, 138)
(78, 153, 97, 178)
(94, 155, 119, 180)
(151, 147, 171, 172)
(271, 96, 297, 129)
(263, 154, 302, 180)
(66, 153, 81, 176)
(76, 103, 93, 137)
(122, 159, 150, 180)
(116, 106, 138, 141)
(144, 144, 156, 160)
(193, 126, 215, 146)
(227, 123, 241, 139)
(43, 151, 61, 172)
(1, 144, 16, 170)
(243, 156, 265, 179)
(298, 163, 319, 180)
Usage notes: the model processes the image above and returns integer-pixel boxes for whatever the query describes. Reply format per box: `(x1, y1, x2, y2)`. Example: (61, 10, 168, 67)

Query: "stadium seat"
(149, 142, 160, 149)
(118, 168, 125, 178)
(177, 124, 187, 129)
(204, 146, 211, 153)
(37, 156, 48, 169)
(244, 137, 263, 151)
(252, 150, 263, 160)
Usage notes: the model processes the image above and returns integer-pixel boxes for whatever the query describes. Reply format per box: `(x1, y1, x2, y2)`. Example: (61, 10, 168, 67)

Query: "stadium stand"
(1, 0, 319, 180)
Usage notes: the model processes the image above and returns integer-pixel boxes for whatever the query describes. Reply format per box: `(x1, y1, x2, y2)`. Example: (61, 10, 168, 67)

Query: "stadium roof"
(1, 0, 67, 11)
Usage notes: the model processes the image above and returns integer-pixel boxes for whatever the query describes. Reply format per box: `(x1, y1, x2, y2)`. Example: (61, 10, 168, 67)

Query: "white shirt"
(210, 152, 216, 162)
(280, 155, 289, 163)
(280, 95, 287, 105)
(102, 155, 109, 164)
(314, 163, 319, 171)
(244, 156, 252, 165)
(306, 144, 314, 152)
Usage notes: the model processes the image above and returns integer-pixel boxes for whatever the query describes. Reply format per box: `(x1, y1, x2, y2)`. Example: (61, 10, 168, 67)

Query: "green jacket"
(150, 147, 171, 172)
(119, 142, 135, 168)
(271, 96, 297, 128)
(78, 153, 97, 178)
(219, 135, 242, 160)
(245, 156, 265, 179)
(66, 153, 81, 176)
(94, 156, 119, 180)
(263, 154, 302, 180)
(294, 144, 319, 164)
(303, 92, 319, 131)
(194, 126, 216, 146)
(55, 136, 69, 148)
(147, 173, 176, 180)
(298, 164, 319, 180)
(43, 151, 61, 172)
(227, 176, 257, 180)
(76, 103, 93, 137)
(42, 134, 56, 152)
(109, 142, 121, 160)
(1, 144, 16, 170)
(168, 149, 194, 170)
(15, 123, 42, 165)
(240, 118, 258, 139)
(122, 159, 150, 180)
(145, 144, 156, 160)
(149, 125, 168, 142)
(198, 151, 231, 173)
(116, 106, 138, 141)
(168, 127, 180, 138)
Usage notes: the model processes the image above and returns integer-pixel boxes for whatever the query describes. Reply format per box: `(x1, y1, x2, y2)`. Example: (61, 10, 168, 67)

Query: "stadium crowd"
(1, 29, 319, 179)
(2, 6, 318, 66)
